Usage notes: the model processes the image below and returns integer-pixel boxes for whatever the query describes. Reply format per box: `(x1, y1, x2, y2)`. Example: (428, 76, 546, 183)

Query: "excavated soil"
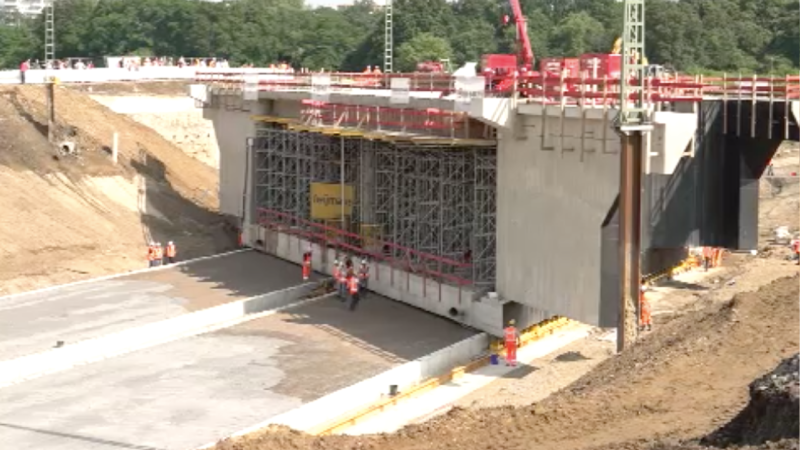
(0, 84, 234, 294)
(215, 274, 800, 450)
(705, 354, 799, 447)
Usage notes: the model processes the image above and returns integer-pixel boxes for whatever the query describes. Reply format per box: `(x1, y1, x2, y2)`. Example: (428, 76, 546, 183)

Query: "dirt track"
(215, 272, 799, 450)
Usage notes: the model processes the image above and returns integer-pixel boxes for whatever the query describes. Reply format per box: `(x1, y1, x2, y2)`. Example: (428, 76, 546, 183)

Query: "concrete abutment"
(203, 85, 794, 332)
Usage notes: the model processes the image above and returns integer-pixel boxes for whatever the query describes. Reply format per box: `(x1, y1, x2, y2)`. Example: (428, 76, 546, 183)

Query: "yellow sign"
(310, 183, 355, 219)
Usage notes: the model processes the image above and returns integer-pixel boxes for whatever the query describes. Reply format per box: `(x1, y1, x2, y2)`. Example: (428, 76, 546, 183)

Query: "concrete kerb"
(194, 332, 491, 450)
(0, 280, 332, 389)
(0, 248, 252, 301)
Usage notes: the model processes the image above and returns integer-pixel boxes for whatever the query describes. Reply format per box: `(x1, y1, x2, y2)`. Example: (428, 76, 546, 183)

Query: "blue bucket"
(490, 354, 499, 365)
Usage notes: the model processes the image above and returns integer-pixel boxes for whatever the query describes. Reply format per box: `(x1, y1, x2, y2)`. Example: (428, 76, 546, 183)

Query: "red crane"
(482, 0, 536, 91)
(507, 0, 534, 71)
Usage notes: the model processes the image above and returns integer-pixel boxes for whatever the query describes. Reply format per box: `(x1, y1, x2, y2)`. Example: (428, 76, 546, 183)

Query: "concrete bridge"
(195, 71, 800, 336)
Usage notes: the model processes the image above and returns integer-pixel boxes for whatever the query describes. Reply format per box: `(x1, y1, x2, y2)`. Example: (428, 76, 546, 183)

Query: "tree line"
(0, 0, 797, 74)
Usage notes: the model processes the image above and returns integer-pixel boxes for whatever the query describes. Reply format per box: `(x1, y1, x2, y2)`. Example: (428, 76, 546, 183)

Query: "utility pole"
(383, 0, 393, 73)
(44, 1, 56, 143)
(615, 0, 652, 353)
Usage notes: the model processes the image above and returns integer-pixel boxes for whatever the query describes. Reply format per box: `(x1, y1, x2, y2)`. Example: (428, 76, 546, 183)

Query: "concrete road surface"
(0, 251, 317, 361)
(0, 293, 476, 450)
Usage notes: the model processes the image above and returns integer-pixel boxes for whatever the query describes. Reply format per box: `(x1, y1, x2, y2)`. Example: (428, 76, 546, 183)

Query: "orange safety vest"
(793, 240, 800, 253)
(166, 244, 176, 258)
(155, 247, 163, 259)
(703, 247, 713, 258)
(347, 276, 359, 294)
(333, 265, 340, 279)
(504, 326, 518, 345)
(359, 265, 369, 279)
(147, 246, 154, 261)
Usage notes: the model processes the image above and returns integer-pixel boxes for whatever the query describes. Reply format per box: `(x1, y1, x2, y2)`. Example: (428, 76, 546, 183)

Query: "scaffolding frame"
(252, 127, 497, 286)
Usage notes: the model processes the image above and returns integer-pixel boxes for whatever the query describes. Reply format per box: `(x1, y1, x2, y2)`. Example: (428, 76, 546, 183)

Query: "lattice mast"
(619, 0, 646, 125)
(44, 1, 55, 67)
(616, 0, 651, 354)
(383, 0, 393, 73)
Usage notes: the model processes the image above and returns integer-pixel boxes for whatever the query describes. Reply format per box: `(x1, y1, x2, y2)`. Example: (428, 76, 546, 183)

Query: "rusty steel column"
(617, 131, 643, 353)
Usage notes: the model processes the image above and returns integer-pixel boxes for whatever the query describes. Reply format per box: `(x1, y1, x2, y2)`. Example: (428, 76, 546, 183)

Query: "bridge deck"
(0, 292, 476, 450)
(0, 251, 316, 362)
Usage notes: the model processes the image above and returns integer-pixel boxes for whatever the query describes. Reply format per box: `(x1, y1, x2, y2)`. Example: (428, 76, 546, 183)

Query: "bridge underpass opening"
(248, 126, 498, 289)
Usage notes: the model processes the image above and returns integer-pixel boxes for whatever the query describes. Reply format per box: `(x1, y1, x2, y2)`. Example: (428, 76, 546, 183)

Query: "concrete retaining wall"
(272, 332, 489, 431)
(199, 331, 489, 445)
(249, 225, 507, 336)
(90, 95, 219, 169)
(0, 282, 320, 388)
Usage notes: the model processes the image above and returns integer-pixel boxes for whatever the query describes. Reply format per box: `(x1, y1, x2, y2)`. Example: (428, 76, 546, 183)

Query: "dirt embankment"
(0, 84, 235, 294)
(215, 273, 799, 450)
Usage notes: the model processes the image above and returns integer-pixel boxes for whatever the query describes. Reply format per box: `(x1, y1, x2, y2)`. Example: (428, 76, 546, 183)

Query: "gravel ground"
(454, 251, 798, 411)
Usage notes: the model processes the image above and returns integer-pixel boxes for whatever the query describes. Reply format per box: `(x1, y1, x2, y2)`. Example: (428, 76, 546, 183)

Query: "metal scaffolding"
(252, 127, 497, 286)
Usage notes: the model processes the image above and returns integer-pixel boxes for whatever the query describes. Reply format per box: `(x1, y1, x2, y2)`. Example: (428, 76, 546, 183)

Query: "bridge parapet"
(196, 70, 799, 104)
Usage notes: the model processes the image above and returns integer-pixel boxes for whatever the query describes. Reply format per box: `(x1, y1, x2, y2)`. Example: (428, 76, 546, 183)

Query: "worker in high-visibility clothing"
(713, 247, 723, 268)
(147, 242, 155, 268)
(639, 285, 652, 332)
(332, 258, 342, 299)
(702, 247, 713, 271)
(153, 242, 163, 267)
(165, 241, 177, 264)
(358, 258, 369, 293)
(302, 249, 312, 281)
(346, 273, 361, 312)
(504, 320, 521, 367)
(792, 239, 800, 266)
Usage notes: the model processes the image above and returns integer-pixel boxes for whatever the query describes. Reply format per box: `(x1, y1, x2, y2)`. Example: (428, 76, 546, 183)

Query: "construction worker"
(792, 238, 800, 265)
(165, 241, 177, 264)
(147, 242, 155, 268)
(302, 248, 312, 281)
(640, 285, 652, 331)
(346, 272, 361, 312)
(713, 247, 723, 268)
(332, 258, 342, 299)
(358, 258, 370, 293)
(504, 320, 521, 367)
(702, 247, 713, 271)
(154, 242, 163, 267)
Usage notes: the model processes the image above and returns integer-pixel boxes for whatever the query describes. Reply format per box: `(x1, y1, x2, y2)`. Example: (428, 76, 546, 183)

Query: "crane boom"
(508, 0, 534, 71)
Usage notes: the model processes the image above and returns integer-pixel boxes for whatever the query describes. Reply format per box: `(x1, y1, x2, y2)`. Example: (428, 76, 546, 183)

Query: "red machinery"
(540, 57, 581, 78)
(417, 61, 445, 73)
(482, 0, 535, 92)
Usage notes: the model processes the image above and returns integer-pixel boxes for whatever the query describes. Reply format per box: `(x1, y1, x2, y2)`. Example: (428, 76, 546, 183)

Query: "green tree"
(548, 11, 605, 57)
(396, 32, 453, 72)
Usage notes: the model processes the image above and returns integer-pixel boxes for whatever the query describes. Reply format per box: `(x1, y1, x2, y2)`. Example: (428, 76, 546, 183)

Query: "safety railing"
(197, 70, 457, 94)
(299, 100, 470, 138)
(196, 70, 800, 103)
(256, 208, 474, 294)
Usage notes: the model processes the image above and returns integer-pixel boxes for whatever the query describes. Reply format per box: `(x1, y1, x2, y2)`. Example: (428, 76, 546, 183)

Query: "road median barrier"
(0, 279, 333, 388)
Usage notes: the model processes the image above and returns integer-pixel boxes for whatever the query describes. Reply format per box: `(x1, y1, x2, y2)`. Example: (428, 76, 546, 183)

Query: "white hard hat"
(641, 285, 648, 291)
(168, 241, 173, 245)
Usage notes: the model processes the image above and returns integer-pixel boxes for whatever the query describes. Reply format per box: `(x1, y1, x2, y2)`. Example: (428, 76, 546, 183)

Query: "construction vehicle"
(416, 59, 453, 74)
(481, 0, 535, 92)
